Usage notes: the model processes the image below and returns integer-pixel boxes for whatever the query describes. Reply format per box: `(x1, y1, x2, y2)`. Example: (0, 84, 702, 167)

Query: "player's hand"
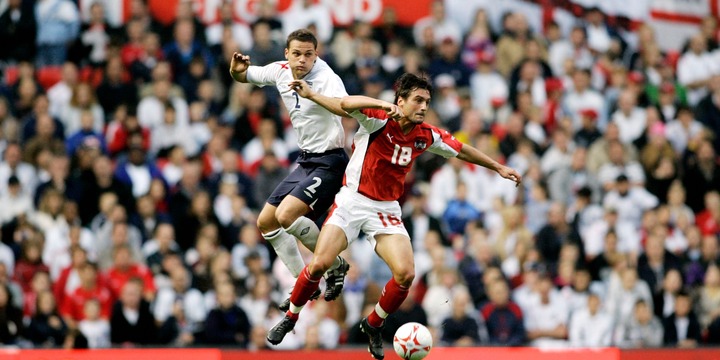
(230, 52, 251, 75)
(288, 80, 314, 98)
(498, 165, 522, 187)
(384, 103, 404, 119)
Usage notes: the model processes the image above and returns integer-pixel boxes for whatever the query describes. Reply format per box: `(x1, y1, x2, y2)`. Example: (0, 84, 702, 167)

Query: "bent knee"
(394, 268, 415, 287)
(275, 203, 307, 229)
(308, 257, 333, 277)
(257, 213, 278, 234)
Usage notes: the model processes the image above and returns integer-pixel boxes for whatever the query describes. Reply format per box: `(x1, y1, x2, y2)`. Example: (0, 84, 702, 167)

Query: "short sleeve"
(349, 109, 388, 134)
(427, 125, 463, 158)
(246, 62, 284, 87)
(320, 73, 349, 98)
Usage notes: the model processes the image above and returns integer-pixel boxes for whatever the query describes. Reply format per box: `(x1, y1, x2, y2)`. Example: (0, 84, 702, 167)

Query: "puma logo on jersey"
(387, 133, 394, 142)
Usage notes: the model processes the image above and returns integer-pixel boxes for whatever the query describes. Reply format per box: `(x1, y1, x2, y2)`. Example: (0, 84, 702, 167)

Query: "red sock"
(286, 267, 321, 320)
(367, 278, 409, 327)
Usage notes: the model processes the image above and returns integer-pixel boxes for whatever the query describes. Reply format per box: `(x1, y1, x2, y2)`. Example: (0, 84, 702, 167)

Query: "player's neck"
(397, 118, 417, 134)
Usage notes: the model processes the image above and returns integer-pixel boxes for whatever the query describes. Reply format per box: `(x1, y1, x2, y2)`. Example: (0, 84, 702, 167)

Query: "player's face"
(399, 89, 431, 124)
(285, 40, 317, 79)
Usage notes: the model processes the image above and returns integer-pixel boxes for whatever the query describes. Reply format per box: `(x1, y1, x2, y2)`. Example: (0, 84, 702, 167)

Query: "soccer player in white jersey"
(266, 73, 522, 359)
(229, 29, 350, 308)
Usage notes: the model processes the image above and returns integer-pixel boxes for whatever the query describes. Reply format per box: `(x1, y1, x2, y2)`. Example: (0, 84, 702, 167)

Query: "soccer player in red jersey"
(267, 73, 521, 359)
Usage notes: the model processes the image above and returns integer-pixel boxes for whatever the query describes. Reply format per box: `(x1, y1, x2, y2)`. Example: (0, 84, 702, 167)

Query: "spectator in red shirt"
(14, 240, 49, 293)
(105, 244, 156, 303)
(60, 262, 112, 327)
(695, 191, 720, 236)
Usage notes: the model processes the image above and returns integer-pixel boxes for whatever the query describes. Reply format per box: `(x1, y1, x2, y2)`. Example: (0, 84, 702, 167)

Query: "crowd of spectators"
(0, 0, 719, 351)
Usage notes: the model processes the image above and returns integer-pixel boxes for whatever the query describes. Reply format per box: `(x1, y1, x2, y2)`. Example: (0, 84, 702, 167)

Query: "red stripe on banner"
(711, 0, 719, 18)
(650, 10, 704, 24)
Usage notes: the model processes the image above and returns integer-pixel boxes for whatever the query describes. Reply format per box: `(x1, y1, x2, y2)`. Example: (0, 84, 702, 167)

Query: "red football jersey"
(345, 109, 463, 201)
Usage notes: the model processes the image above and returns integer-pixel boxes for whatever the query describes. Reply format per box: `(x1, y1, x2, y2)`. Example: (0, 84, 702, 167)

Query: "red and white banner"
(84, 0, 432, 28)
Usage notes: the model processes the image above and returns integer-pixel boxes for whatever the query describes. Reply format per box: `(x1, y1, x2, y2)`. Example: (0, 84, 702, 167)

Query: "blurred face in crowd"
(121, 281, 142, 309)
(488, 280, 510, 307)
(675, 295, 691, 317)
(634, 301, 651, 324)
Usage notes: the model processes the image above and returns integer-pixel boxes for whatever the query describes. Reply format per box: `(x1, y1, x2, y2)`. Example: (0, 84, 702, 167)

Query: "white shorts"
(325, 187, 409, 244)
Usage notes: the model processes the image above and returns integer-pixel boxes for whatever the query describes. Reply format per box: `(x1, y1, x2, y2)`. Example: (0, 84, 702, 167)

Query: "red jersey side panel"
(346, 109, 463, 201)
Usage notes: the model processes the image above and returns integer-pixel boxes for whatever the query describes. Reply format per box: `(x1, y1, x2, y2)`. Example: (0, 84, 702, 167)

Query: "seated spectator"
(422, 268, 470, 329)
(25, 290, 67, 347)
(59, 262, 112, 328)
(143, 223, 180, 276)
(697, 265, 720, 331)
(568, 292, 613, 347)
(231, 224, 271, 281)
(440, 288, 484, 346)
(59, 82, 104, 138)
(114, 141, 165, 199)
(239, 273, 274, 327)
(663, 290, 701, 347)
(110, 278, 156, 346)
(615, 299, 664, 348)
(653, 269, 684, 319)
(153, 267, 206, 345)
(442, 181, 481, 236)
(523, 274, 568, 347)
(77, 299, 110, 348)
(204, 282, 251, 346)
(105, 244, 156, 302)
(65, 110, 107, 156)
(13, 240, 49, 294)
(481, 280, 525, 346)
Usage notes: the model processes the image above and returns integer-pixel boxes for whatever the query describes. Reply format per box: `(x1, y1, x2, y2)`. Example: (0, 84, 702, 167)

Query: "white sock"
(283, 216, 320, 251)
(328, 256, 341, 272)
(262, 228, 304, 277)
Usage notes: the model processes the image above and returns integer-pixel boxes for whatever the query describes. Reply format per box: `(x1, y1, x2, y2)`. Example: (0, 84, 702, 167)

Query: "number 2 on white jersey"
(390, 144, 412, 166)
(292, 92, 301, 109)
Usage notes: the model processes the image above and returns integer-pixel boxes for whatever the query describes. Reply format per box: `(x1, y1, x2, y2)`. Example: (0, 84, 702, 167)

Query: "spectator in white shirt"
(47, 62, 79, 118)
(153, 267, 206, 345)
(677, 34, 713, 106)
(568, 292, 613, 347)
(281, 0, 333, 44)
(614, 299, 664, 348)
(470, 51, 508, 121)
(0, 176, 33, 225)
(0, 143, 37, 198)
(205, 2, 253, 52)
(582, 207, 639, 259)
(563, 68, 606, 130)
(541, 129, 575, 176)
(413, 0, 462, 47)
(606, 267, 654, 325)
(612, 90, 647, 145)
(597, 141, 646, 190)
(524, 274, 569, 347)
(137, 79, 189, 131)
(603, 174, 659, 229)
(549, 26, 593, 77)
(665, 105, 706, 154)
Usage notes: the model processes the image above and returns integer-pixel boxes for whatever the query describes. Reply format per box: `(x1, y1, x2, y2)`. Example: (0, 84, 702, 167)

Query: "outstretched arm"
(457, 144, 522, 186)
(229, 52, 251, 83)
(339, 96, 403, 119)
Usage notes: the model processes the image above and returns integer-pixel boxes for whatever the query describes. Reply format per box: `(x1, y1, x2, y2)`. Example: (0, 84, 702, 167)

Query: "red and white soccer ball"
(392, 322, 432, 360)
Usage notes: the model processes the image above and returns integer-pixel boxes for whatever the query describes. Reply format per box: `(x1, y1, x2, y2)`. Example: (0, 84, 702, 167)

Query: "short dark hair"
(286, 29, 318, 49)
(393, 73, 433, 104)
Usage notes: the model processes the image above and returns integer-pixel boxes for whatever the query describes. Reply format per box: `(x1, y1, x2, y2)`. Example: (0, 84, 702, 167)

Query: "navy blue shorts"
(267, 148, 349, 220)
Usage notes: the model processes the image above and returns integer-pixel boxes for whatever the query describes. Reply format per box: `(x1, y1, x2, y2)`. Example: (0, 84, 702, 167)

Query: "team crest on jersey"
(414, 139, 427, 150)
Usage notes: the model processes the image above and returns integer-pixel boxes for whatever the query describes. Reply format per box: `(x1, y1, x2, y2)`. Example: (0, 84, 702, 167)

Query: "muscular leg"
(257, 203, 305, 277)
(366, 233, 415, 327)
(276, 195, 319, 250)
(276, 195, 343, 270)
(286, 224, 349, 318)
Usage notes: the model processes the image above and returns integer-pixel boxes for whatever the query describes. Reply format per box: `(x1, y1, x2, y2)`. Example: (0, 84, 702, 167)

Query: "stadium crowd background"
(0, 0, 719, 351)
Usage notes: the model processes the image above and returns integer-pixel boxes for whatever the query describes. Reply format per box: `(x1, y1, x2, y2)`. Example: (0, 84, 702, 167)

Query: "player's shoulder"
(355, 108, 389, 120)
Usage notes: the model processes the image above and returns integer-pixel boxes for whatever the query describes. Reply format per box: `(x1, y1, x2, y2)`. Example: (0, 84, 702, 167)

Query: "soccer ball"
(392, 322, 432, 360)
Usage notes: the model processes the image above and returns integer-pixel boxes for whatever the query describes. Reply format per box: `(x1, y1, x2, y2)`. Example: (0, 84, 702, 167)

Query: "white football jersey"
(246, 58, 347, 153)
